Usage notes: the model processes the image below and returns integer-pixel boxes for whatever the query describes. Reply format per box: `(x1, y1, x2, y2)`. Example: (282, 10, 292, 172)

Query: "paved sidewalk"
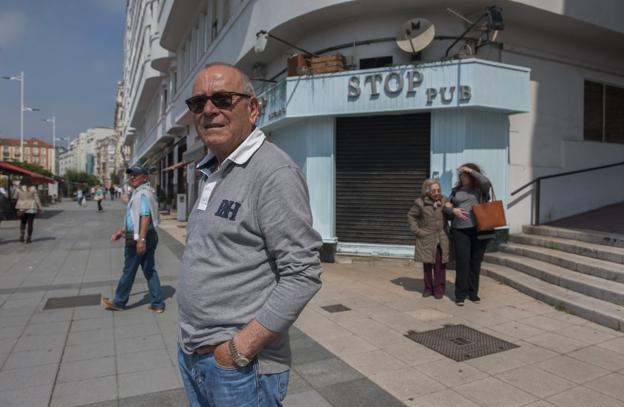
(0, 200, 402, 407)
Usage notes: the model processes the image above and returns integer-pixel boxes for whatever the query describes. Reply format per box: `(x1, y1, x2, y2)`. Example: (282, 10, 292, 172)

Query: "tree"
(11, 161, 53, 178)
(64, 170, 100, 191)
(110, 171, 120, 185)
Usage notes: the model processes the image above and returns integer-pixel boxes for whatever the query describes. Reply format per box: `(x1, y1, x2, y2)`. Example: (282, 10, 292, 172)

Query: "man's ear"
(248, 97, 260, 125)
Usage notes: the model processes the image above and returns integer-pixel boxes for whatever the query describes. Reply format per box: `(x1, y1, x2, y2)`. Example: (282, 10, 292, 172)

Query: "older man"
(177, 63, 323, 406)
(102, 165, 165, 313)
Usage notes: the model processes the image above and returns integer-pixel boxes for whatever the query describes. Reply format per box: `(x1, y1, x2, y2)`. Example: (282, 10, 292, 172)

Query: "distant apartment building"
(0, 137, 56, 174)
(58, 127, 117, 177)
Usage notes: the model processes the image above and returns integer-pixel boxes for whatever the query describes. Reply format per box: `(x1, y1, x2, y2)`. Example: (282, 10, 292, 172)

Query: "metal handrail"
(510, 161, 624, 225)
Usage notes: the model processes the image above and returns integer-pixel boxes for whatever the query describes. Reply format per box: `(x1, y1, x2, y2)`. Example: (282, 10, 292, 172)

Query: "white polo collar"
(196, 127, 266, 175)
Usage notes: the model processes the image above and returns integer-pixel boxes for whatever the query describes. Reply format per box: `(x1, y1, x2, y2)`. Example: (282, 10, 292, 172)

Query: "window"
(203, 12, 210, 51)
(223, 0, 230, 26)
(190, 29, 197, 66)
(211, 1, 219, 41)
(195, 24, 201, 62)
(584, 80, 624, 144)
(359, 56, 393, 70)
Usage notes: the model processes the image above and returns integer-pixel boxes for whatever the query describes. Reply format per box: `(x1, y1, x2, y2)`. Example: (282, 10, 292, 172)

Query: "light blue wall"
(270, 117, 336, 241)
(431, 109, 509, 207)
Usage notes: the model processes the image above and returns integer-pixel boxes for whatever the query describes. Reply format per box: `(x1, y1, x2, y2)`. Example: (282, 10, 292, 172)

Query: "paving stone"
(14, 332, 66, 351)
(115, 322, 161, 339)
(567, 346, 624, 371)
(29, 309, 74, 324)
(535, 355, 610, 384)
(284, 390, 333, 407)
(50, 375, 117, 407)
(116, 348, 174, 374)
(371, 367, 445, 400)
(0, 363, 57, 392)
(497, 365, 575, 398)
(0, 384, 53, 407)
(58, 356, 115, 383)
(3, 347, 63, 369)
(585, 373, 624, 402)
(117, 388, 189, 407)
(66, 328, 114, 346)
(291, 336, 335, 366)
(0, 326, 24, 340)
(414, 359, 488, 388)
(286, 369, 312, 395)
(296, 357, 363, 389)
(547, 386, 624, 407)
(317, 378, 405, 407)
(455, 377, 537, 407)
(523, 332, 586, 353)
(404, 388, 480, 407)
(63, 340, 115, 363)
(340, 349, 408, 376)
(22, 320, 71, 336)
(116, 334, 165, 355)
(118, 366, 181, 398)
(70, 316, 113, 333)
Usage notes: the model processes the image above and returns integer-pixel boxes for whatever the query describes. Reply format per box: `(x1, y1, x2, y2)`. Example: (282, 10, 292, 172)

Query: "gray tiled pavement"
(0, 199, 402, 406)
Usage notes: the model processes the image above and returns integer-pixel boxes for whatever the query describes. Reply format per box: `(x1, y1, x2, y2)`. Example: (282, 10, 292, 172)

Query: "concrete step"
(500, 242, 624, 283)
(484, 252, 624, 305)
(509, 233, 624, 264)
(481, 262, 624, 331)
(523, 225, 624, 249)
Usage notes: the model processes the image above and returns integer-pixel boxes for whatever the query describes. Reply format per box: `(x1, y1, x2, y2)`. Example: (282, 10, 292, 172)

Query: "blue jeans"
(113, 230, 164, 309)
(178, 346, 289, 407)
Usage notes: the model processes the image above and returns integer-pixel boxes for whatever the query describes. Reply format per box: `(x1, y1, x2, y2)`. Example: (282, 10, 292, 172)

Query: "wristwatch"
(139, 238, 146, 242)
(228, 339, 251, 367)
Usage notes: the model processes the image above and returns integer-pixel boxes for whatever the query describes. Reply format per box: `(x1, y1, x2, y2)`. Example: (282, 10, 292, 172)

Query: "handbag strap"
(480, 186, 497, 203)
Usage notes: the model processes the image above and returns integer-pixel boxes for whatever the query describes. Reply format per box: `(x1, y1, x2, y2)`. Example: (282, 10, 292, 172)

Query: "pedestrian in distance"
(407, 179, 451, 299)
(76, 188, 84, 206)
(13, 178, 43, 243)
(0, 187, 12, 230)
(444, 163, 493, 306)
(94, 185, 104, 212)
(101, 165, 165, 313)
(177, 63, 324, 407)
(109, 185, 115, 201)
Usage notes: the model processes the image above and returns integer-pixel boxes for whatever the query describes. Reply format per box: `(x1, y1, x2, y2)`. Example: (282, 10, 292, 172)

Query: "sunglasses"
(185, 92, 251, 113)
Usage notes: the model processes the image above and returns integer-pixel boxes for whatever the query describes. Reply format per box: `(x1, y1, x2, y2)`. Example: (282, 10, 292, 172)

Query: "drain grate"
(43, 294, 102, 310)
(321, 304, 351, 313)
(406, 324, 518, 362)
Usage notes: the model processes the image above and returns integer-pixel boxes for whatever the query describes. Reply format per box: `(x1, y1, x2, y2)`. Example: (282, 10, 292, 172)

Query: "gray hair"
(203, 62, 255, 96)
(421, 178, 441, 197)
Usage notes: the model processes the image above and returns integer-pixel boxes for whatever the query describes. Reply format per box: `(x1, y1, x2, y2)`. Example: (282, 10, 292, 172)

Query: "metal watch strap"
(228, 340, 251, 367)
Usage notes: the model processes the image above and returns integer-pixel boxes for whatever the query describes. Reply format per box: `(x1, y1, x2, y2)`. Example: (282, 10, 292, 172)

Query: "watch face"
(235, 357, 251, 367)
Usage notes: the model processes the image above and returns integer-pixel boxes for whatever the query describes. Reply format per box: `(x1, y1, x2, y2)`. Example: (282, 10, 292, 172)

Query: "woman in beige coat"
(407, 179, 451, 299)
(14, 178, 43, 243)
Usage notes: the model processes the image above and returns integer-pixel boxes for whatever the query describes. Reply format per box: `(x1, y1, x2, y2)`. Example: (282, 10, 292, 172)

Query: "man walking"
(177, 63, 323, 406)
(101, 166, 165, 313)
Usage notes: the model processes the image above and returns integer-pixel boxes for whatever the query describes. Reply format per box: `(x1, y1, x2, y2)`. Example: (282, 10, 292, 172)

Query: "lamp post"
(2, 72, 40, 159)
(43, 116, 57, 175)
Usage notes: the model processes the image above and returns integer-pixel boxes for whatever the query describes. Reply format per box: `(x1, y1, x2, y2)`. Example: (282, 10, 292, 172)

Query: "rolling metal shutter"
(336, 113, 431, 245)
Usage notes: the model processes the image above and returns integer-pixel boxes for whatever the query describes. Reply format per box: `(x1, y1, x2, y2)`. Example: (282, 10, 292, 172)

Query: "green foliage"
(64, 170, 100, 187)
(11, 161, 53, 178)
(110, 171, 120, 185)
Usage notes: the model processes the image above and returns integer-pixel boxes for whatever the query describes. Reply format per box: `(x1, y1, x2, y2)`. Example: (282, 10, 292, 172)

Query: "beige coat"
(407, 195, 450, 264)
(14, 187, 43, 212)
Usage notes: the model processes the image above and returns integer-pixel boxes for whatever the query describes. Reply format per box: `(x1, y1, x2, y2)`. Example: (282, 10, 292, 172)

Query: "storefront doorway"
(336, 113, 431, 245)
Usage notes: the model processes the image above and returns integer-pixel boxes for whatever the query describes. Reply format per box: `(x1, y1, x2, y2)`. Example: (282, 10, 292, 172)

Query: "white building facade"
(122, 0, 624, 256)
(59, 127, 117, 178)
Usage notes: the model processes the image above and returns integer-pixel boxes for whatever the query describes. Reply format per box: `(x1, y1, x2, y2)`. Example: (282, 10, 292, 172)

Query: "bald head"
(190, 63, 260, 163)
(193, 63, 255, 96)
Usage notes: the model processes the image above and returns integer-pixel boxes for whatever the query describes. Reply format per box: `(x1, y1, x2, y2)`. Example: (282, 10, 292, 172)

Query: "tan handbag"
(472, 187, 506, 231)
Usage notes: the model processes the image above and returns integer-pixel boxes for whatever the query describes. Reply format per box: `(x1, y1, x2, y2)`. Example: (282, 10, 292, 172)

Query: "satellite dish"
(396, 18, 435, 54)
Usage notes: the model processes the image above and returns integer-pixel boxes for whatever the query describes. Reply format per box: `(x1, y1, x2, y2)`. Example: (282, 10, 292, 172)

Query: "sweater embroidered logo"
(215, 200, 242, 220)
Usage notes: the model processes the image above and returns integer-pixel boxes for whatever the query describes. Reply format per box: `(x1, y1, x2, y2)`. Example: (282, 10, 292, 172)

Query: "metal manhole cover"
(321, 304, 351, 313)
(405, 324, 518, 362)
(43, 294, 102, 310)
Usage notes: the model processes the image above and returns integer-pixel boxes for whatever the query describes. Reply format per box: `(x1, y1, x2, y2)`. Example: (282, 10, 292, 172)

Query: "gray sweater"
(444, 171, 492, 229)
(177, 134, 323, 374)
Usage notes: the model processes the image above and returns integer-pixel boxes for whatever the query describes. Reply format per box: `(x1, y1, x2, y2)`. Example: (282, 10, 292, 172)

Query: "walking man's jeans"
(178, 346, 289, 407)
(113, 230, 164, 309)
(452, 227, 489, 301)
(20, 213, 35, 240)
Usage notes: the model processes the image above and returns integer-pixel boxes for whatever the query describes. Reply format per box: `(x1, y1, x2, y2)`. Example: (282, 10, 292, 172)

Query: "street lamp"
(2, 72, 40, 158)
(254, 30, 317, 56)
(42, 116, 56, 149)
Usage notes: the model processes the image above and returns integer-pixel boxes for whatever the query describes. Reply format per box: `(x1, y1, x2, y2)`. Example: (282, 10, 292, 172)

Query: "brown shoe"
(147, 305, 165, 314)
(101, 297, 123, 311)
